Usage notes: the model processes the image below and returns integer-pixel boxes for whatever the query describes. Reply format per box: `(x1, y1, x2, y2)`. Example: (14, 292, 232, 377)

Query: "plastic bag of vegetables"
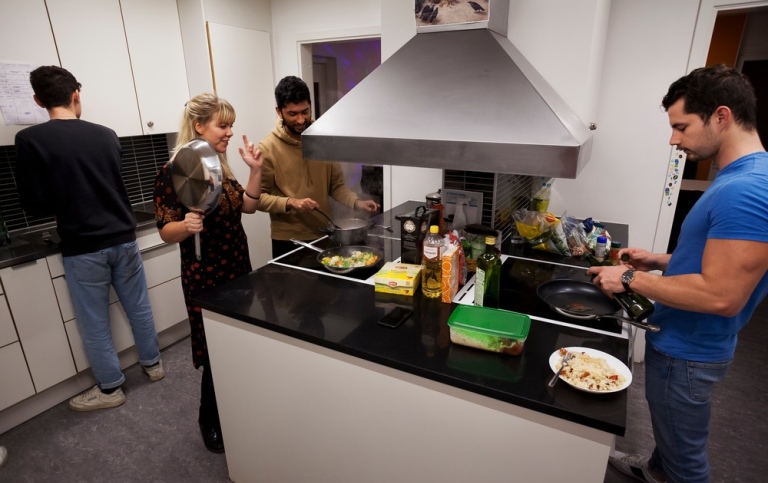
(512, 209, 571, 256)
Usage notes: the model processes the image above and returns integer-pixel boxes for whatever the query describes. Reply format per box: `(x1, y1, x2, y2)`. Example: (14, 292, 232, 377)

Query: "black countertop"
(0, 208, 157, 270)
(195, 201, 630, 436)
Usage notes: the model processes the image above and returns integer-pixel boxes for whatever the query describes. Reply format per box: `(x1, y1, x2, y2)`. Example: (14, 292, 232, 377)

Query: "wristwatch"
(621, 269, 636, 293)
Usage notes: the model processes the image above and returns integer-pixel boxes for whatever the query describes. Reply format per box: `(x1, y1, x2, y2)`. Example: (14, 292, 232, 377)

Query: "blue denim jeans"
(645, 342, 732, 483)
(63, 241, 160, 389)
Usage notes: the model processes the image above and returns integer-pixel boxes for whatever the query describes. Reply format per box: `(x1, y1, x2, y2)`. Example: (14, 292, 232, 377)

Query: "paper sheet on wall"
(0, 61, 49, 126)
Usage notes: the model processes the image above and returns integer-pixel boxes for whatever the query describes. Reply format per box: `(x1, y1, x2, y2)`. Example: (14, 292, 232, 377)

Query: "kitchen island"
(196, 201, 630, 483)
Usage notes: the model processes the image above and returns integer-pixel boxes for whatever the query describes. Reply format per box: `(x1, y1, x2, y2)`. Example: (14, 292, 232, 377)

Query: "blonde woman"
(154, 93, 262, 453)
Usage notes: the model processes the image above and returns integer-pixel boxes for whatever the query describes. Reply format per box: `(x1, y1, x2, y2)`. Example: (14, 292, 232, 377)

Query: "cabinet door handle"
(146, 121, 154, 128)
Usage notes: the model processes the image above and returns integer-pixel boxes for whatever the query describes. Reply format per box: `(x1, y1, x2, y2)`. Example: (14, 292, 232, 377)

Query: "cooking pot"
(319, 218, 393, 245)
(319, 218, 370, 245)
(291, 239, 385, 275)
(536, 279, 660, 332)
(171, 139, 223, 260)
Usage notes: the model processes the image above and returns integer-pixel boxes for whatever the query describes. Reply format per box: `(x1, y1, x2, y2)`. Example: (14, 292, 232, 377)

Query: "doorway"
(309, 38, 383, 220)
(667, 8, 768, 253)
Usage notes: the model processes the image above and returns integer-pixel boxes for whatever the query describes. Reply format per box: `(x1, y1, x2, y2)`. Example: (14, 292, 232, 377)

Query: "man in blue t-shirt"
(589, 64, 768, 483)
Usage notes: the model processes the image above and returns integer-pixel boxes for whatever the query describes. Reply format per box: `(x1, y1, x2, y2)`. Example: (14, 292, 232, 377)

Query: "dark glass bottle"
(474, 236, 501, 308)
(585, 253, 655, 321)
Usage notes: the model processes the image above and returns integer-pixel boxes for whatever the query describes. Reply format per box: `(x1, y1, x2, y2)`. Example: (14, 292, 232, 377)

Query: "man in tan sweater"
(257, 76, 379, 258)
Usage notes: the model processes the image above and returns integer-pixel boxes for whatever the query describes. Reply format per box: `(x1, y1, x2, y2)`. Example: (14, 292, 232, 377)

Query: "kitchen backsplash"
(444, 170, 531, 242)
(0, 134, 171, 232)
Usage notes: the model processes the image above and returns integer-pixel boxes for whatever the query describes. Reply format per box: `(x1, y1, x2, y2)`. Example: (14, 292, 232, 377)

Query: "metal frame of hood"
(302, 28, 593, 179)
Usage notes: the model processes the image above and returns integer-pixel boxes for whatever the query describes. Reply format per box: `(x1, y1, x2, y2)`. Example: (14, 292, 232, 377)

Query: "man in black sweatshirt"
(15, 65, 164, 411)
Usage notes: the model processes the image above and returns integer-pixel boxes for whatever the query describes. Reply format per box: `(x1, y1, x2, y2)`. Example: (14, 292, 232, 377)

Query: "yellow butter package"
(374, 262, 422, 296)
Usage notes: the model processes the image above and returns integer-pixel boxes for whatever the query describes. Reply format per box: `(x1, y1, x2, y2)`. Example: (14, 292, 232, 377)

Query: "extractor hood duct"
(302, 10, 594, 179)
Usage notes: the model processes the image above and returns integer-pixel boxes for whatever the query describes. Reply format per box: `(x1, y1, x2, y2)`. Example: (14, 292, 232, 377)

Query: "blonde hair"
(174, 92, 236, 180)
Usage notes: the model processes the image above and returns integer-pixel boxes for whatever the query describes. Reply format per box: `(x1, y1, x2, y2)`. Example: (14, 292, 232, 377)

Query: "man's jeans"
(645, 342, 732, 483)
(63, 241, 160, 389)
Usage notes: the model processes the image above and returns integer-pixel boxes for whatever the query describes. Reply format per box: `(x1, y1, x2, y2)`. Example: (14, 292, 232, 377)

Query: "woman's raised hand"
(239, 134, 263, 169)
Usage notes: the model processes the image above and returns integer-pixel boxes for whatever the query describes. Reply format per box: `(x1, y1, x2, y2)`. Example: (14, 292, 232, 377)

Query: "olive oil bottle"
(421, 225, 443, 298)
(474, 236, 501, 308)
(585, 253, 654, 321)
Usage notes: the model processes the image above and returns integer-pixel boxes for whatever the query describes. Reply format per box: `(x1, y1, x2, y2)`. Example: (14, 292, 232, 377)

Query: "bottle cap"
(610, 241, 622, 248)
(429, 225, 439, 234)
(597, 235, 607, 243)
(485, 236, 496, 245)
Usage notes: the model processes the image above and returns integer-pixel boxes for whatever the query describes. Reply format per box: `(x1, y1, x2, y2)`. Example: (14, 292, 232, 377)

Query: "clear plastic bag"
(512, 209, 570, 257)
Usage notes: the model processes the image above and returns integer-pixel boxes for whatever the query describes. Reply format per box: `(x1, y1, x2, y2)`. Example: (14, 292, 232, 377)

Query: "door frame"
(651, 0, 768, 254)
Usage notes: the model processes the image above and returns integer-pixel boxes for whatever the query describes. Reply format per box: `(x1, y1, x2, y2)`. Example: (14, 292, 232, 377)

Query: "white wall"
(177, 0, 276, 267)
(547, 0, 701, 252)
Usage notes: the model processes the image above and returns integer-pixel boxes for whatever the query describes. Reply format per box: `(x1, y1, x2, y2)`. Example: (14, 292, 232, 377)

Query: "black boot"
(198, 420, 224, 453)
(199, 364, 224, 453)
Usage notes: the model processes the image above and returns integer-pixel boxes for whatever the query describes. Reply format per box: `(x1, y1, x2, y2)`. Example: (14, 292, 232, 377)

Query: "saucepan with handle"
(171, 139, 223, 260)
(290, 239, 384, 275)
(536, 279, 660, 332)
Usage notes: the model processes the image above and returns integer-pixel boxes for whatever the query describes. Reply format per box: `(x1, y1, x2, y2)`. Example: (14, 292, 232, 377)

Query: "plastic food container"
(447, 305, 531, 356)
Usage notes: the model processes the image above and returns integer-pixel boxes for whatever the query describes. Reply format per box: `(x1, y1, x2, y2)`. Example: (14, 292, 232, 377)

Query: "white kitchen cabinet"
(55, 230, 186, 372)
(0, 294, 18, 348)
(116, 0, 190, 134)
(65, 277, 186, 372)
(0, 0, 60, 146)
(45, 0, 189, 136)
(0, 342, 36, 411)
(0, 259, 76, 392)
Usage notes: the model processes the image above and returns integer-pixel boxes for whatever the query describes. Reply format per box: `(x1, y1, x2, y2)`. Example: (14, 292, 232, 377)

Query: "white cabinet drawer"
(148, 278, 186, 333)
(65, 277, 186, 371)
(0, 342, 36, 411)
(0, 260, 76, 392)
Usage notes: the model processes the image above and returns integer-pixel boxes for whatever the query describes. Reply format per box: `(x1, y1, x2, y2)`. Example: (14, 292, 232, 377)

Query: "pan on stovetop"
(291, 239, 384, 275)
(536, 279, 660, 332)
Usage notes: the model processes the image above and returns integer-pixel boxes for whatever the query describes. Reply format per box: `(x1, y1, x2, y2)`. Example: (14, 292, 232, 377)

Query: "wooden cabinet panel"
(0, 342, 36, 411)
(0, 260, 75, 392)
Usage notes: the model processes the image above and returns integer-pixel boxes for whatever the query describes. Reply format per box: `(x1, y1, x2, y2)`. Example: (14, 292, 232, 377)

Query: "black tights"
(199, 363, 220, 431)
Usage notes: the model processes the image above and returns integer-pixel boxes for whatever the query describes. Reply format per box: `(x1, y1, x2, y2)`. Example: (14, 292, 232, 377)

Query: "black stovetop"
(495, 256, 623, 334)
(270, 234, 402, 281)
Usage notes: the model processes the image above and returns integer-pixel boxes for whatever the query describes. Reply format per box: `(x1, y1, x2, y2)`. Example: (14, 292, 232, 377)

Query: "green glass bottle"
(474, 236, 501, 308)
(585, 253, 654, 321)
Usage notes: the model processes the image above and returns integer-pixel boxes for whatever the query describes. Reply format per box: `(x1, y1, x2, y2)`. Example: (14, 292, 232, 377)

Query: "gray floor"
(1, 301, 767, 483)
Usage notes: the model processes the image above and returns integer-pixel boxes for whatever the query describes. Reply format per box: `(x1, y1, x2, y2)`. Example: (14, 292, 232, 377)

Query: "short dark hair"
(274, 75, 311, 109)
(661, 64, 757, 129)
(29, 65, 81, 109)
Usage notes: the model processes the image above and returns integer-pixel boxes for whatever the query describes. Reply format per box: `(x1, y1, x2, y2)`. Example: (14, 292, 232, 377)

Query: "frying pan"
(171, 139, 223, 260)
(291, 239, 385, 275)
(537, 279, 660, 332)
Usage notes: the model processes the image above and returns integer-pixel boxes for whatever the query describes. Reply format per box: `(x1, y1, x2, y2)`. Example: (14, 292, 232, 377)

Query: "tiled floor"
(2, 300, 766, 482)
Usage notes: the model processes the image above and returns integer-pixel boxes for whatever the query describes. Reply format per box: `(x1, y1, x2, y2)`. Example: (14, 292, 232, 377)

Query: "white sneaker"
(609, 451, 667, 483)
(69, 385, 125, 412)
(143, 360, 165, 381)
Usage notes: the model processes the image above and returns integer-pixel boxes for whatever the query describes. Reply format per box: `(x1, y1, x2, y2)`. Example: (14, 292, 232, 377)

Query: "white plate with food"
(548, 347, 632, 393)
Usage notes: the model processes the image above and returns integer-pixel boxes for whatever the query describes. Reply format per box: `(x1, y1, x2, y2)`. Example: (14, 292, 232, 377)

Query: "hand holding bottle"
(619, 247, 670, 272)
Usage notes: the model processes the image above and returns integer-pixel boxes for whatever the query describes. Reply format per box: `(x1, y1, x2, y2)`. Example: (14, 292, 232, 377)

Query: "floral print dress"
(154, 163, 252, 368)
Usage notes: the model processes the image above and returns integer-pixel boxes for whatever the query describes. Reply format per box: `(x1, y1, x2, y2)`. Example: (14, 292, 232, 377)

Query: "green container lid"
(447, 305, 531, 355)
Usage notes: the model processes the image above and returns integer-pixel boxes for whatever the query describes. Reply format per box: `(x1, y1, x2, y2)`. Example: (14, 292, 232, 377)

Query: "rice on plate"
(556, 348, 628, 392)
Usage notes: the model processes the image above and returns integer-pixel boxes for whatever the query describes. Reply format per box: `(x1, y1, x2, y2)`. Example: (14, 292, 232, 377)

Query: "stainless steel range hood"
(302, 24, 593, 179)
